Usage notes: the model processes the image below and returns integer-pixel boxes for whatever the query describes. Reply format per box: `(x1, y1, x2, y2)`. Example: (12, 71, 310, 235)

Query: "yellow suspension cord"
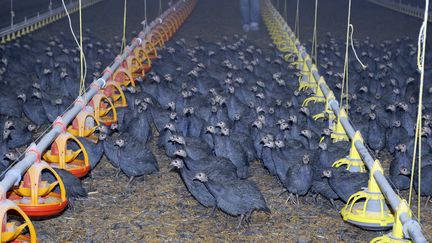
(294, 0, 300, 39)
(120, 0, 127, 54)
(408, 0, 429, 223)
(79, 0, 85, 99)
(339, 0, 351, 112)
(311, 0, 318, 64)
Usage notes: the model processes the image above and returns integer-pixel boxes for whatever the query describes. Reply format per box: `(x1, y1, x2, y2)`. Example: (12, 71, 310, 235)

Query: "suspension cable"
(339, 0, 352, 113)
(79, 0, 86, 99)
(311, 0, 318, 64)
(120, 0, 127, 54)
(283, 0, 287, 21)
(159, 0, 162, 15)
(294, 0, 300, 39)
(409, 0, 429, 223)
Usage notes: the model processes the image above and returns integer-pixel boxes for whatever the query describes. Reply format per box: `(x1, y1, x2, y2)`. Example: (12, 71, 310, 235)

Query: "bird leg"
(426, 196, 431, 207)
(210, 205, 217, 218)
(312, 193, 319, 204)
(244, 210, 253, 225)
(330, 199, 338, 211)
(126, 176, 135, 187)
(296, 194, 300, 205)
(115, 168, 122, 177)
(236, 214, 245, 230)
(277, 188, 288, 197)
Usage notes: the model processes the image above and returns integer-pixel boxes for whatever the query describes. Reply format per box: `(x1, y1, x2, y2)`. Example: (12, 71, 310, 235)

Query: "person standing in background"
(240, 0, 260, 32)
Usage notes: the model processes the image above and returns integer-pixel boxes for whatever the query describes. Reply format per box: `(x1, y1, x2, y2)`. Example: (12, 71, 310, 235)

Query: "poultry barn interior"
(0, 0, 432, 242)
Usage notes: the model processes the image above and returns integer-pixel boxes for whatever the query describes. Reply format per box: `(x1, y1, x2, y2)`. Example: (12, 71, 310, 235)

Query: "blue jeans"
(240, 0, 260, 26)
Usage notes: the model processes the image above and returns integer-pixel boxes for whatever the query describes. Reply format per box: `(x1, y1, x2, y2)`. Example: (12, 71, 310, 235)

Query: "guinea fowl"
(389, 144, 411, 191)
(3, 119, 35, 149)
(366, 112, 386, 153)
(324, 168, 369, 203)
(211, 127, 249, 179)
(22, 90, 49, 125)
(171, 159, 217, 211)
(193, 172, 270, 229)
(114, 136, 159, 186)
(77, 135, 104, 170)
(42, 168, 87, 206)
(311, 169, 339, 209)
(284, 154, 313, 204)
(170, 135, 212, 161)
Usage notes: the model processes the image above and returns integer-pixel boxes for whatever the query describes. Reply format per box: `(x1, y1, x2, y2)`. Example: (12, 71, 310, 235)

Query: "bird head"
(3, 129, 11, 140)
(399, 167, 410, 176)
(174, 149, 187, 158)
(167, 101, 176, 111)
(4, 120, 13, 130)
(263, 140, 275, 148)
(220, 127, 230, 136)
(164, 123, 176, 132)
(284, 100, 293, 108)
(276, 119, 286, 125)
(274, 140, 285, 148)
(395, 144, 407, 153)
(55, 98, 63, 105)
(301, 129, 312, 140)
(127, 86, 137, 94)
(60, 71, 68, 79)
(359, 86, 368, 93)
(318, 140, 329, 151)
(98, 133, 107, 141)
(260, 134, 273, 144)
(193, 172, 208, 182)
(115, 139, 125, 148)
(17, 93, 26, 103)
(233, 113, 241, 121)
(322, 169, 332, 178)
(170, 159, 184, 169)
(300, 107, 310, 116)
(369, 113, 376, 120)
(421, 126, 432, 137)
(386, 104, 396, 112)
(110, 123, 118, 131)
(288, 115, 298, 124)
(27, 124, 37, 132)
(215, 121, 226, 129)
(322, 128, 331, 137)
(4, 151, 18, 161)
(169, 112, 177, 121)
(279, 122, 289, 131)
(302, 154, 310, 165)
(252, 120, 263, 129)
(205, 125, 216, 134)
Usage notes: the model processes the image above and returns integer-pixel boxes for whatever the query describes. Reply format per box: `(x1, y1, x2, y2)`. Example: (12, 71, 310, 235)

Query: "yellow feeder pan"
(341, 160, 394, 231)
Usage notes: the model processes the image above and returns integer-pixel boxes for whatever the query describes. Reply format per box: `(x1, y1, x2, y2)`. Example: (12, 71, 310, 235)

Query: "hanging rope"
(294, 0, 300, 39)
(311, 0, 318, 64)
(120, 0, 127, 54)
(339, 0, 352, 112)
(78, 0, 86, 99)
(409, 0, 429, 223)
(283, 0, 287, 21)
(61, 0, 87, 98)
(159, 0, 162, 15)
(349, 25, 367, 70)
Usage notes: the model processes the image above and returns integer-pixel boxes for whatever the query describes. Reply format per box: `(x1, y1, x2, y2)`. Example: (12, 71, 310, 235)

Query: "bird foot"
(277, 189, 288, 197)
(425, 196, 431, 207)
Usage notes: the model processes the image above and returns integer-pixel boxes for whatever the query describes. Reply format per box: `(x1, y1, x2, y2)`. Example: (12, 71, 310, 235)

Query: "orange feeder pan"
(8, 161, 68, 218)
(67, 108, 100, 143)
(112, 67, 135, 88)
(43, 132, 91, 178)
(89, 93, 118, 126)
(122, 55, 145, 81)
(102, 81, 128, 109)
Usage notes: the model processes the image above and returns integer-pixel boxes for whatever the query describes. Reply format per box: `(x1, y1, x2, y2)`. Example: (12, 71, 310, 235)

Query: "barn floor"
(3, 0, 432, 241)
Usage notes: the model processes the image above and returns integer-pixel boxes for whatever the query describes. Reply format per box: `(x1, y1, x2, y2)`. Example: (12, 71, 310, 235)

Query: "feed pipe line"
(265, 1, 427, 242)
(0, 0, 190, 198)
